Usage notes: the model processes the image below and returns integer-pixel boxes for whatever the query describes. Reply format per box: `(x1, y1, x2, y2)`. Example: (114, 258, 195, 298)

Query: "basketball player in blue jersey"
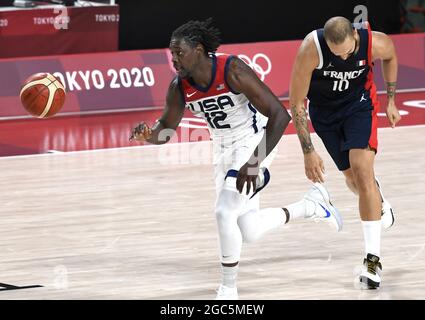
(130, 19, 343, 299)
(289, 16, 401, 289)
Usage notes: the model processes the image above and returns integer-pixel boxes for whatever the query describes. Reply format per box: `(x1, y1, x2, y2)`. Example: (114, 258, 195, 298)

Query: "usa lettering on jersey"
(179, 54, 267, 137)
(187, 95, 235, 129)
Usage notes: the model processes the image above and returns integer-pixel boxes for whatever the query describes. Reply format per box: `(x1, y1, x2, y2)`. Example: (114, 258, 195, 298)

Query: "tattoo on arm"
(291, 105, 314, 154)
(386, 82, 396, 99)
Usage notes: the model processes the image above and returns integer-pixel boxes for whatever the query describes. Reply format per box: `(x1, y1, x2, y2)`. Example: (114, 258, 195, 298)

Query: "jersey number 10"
(333, 80, 350, 92)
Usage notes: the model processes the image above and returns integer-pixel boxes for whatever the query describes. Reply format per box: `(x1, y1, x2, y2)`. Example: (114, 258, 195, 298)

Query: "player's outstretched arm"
(372, 31, 401, 128)
(130, 77, 185, 144)
(289, 33, 325, 183)
(227, 57, 291, 194)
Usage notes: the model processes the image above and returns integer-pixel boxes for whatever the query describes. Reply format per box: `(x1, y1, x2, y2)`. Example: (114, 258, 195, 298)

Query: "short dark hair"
(323, 16, 354, 44)
(171, 18, 221, 53)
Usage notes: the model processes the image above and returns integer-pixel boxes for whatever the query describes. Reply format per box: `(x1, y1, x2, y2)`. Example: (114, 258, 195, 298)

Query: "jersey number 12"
(205, 111, 230, 129)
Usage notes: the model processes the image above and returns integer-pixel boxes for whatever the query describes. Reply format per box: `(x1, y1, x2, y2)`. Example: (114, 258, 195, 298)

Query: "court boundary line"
(1, 124, 424, 160)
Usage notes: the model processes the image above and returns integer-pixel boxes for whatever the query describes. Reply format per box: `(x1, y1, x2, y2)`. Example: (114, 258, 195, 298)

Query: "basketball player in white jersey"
(289, 17, 401, 289)
(130, 19, 343, 299)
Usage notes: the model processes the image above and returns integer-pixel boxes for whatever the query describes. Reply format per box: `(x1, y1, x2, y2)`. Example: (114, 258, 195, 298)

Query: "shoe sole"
(359, 275, 380, 289)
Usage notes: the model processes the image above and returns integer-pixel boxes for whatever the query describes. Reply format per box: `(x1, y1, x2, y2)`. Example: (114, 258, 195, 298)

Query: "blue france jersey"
(307, 22, 376, 108)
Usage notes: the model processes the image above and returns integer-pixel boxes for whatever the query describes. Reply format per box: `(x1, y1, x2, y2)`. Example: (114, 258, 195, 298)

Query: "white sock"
(222, 265, 239, 288)
(285, 199, 316, 219)
(361, 220, 381, 257)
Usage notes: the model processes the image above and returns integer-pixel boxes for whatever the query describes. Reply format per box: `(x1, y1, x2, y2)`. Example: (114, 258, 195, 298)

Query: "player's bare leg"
(342, 168, 359, 195)
(349, 148, 382, 289)
(343, 167, 394, 229)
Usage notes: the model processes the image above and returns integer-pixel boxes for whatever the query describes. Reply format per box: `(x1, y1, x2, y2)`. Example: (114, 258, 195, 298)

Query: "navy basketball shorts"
(309, 95, 379, 171)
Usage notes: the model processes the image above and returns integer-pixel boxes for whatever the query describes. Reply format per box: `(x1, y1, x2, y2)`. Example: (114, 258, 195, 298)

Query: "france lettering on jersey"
(178, 54, 267, 141)
(307, 21, 379, 109)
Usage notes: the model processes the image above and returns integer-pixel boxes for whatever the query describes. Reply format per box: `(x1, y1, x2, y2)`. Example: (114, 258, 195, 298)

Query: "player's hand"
(304, 151, 325, 183)
(386, 101, 401, 128)
(129, 122, 152, 142)
(236, 162, 259, 195)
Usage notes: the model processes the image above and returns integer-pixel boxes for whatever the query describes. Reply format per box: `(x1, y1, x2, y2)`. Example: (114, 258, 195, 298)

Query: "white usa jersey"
(178, 54, 268, 141)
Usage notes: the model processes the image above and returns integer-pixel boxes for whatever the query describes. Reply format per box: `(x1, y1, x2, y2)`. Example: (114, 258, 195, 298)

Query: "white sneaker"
(215, 285, 238, 300)
(375, 177, 395, 229)
(304, 183, 343, 232)
(359, 253, 382, 289)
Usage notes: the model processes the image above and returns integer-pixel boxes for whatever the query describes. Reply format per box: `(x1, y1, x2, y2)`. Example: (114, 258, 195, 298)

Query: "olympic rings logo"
(238, 53, 272, 81)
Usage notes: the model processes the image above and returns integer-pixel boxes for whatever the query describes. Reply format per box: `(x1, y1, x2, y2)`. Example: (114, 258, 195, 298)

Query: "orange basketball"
(19, 73, 66, 118)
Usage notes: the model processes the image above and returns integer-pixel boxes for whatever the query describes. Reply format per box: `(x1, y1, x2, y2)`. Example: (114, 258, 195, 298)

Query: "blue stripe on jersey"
(225, 169, 239, 180)
(248, 103, 258, 133)
(224, 169, 272, 199)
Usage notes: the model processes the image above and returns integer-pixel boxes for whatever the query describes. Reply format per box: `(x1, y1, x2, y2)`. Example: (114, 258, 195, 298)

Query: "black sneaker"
(359, 253, 382, 289)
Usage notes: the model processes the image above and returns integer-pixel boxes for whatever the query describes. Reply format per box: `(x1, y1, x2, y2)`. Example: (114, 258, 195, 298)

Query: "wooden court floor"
(0, 125, 424, 300)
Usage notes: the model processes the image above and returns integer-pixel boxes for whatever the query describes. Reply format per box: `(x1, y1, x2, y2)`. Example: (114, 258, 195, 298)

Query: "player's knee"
(345, 177, 358, 194)
(215, 189, 244, 222)
(215, 204, 229, 226)
(351, 168, 375, 192)
(345, 176, 356, 187)
(349, 160, 364, 175)
(215, 201, 237, 228)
